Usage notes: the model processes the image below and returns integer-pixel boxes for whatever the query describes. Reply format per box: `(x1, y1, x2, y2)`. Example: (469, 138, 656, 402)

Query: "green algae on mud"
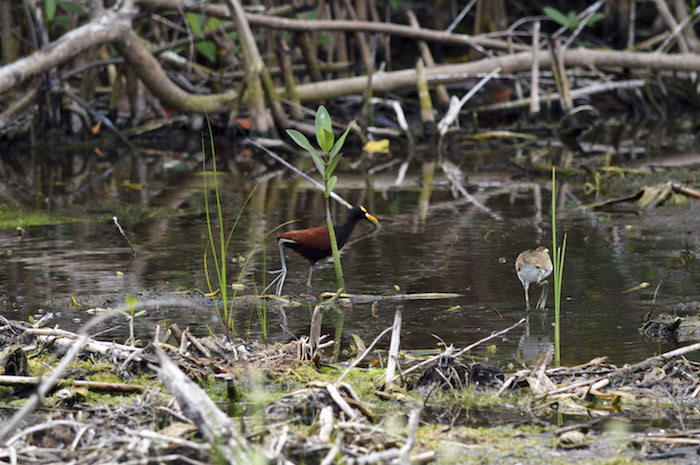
(0, 203, 192, 230)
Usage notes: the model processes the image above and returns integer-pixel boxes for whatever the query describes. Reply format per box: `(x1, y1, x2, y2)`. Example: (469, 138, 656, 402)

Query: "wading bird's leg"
(524, 284, 530, 309)
(306, 265, 314, 293)
(273, 239, 292, 296)
(536, 280, 549, 310)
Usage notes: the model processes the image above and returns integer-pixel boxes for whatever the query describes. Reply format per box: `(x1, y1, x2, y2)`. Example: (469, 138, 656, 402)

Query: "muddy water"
(0, 154, 697, 368)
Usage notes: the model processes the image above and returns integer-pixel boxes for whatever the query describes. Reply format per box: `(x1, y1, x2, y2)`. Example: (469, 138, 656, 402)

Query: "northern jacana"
(274, 205, 379, 295)
(515, 246, 553, 309)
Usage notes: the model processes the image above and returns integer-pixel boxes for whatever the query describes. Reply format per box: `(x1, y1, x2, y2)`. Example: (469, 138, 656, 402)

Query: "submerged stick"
(318, 291, 462, 303)
(113, 216, 136, 255)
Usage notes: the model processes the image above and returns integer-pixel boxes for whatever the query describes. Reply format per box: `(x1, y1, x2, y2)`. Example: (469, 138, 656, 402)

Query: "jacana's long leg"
(306, 265, 314, 293)
(536, 280, 549, 310)
(274, 239, 292, 296)
(264, 252, 286, 295)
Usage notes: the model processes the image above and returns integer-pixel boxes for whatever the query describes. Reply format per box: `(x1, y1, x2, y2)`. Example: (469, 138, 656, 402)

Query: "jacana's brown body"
(277, 206, 378, 263)
(277, 225, 340, 264)
(274, 206, 379, 295)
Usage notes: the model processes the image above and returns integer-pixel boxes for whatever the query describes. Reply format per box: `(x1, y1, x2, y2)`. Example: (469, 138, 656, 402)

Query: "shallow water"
(0, 145, 698, 369)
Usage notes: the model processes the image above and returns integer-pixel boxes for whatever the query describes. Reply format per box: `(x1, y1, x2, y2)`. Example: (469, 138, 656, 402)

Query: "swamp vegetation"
(2, 0, 700, 464)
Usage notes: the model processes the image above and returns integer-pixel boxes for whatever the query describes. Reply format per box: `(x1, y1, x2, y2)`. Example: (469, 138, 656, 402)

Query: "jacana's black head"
(336, 205, 379, 248)
(346, 205, 378, 224)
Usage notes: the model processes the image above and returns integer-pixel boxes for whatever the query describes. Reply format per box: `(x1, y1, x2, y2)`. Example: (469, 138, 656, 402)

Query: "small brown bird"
(274, 205, 379, 295)
(515, 246, 553, 309)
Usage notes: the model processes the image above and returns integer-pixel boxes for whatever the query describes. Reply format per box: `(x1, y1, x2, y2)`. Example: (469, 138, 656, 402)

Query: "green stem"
(321, 149, 345, 293)
(552, 168, 559, 366)
(326, 193, 345, 293)
(552, 167, 567, 366)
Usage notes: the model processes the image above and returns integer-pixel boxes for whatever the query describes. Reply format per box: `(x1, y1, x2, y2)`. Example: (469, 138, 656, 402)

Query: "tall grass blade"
(551, 167, 567, 366)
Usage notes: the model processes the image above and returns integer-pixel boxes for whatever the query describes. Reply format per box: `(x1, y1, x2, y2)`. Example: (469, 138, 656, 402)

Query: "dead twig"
(384, 308, 403, 387)
(337, 326, 393, 383)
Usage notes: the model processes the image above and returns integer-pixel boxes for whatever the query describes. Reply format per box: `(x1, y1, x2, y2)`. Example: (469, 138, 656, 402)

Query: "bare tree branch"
(0, 10, 131, 94)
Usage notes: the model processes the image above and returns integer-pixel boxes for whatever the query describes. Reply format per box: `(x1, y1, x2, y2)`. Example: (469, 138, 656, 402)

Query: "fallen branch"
(0, 9, 131, 93)
(0, 375, 146, 393)
(337, 326, 393, 383)
(536, 342, 700, 398)
(154, 348, 265, 463)
(318, 292, 462, 303)
(291, 50, 700, 102)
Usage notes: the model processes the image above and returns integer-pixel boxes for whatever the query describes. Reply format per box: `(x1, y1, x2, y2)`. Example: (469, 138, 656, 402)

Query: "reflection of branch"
(63, 88, 135, 150)
(441, 160, 503, 221)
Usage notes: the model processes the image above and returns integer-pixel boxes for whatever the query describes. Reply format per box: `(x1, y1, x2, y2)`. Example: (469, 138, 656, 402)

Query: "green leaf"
(286, 129, 320, 159)
(203, 17, 221, 33)
(327, 176, 338, 195)
(125, 293, 137, 313)
(48, 15, 70, 32)
(318, 127, 334, 153)
(587, 12, 605, 26)
(326, 152, 342, 177)
(310, 151, 326, 177)
(134, 310, 147, 317)
(196, 41, 217, 63)
(329, 120, 355, 160)
(315, 106, 333, 149)
(57, 1, 87, 16)
(28, 316, 35, 324)
(543, 7, 571, 28)
(186, 12, 203, 36)
(45, 0, 57, 21)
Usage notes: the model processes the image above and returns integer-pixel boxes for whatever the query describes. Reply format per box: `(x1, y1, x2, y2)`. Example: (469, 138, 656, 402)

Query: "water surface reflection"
(0, 156, 695, 369)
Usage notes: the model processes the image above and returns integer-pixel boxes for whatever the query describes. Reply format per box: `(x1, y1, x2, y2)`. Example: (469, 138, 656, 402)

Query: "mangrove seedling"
(120, 293, 145, 347)
(281, 106, 358, 294)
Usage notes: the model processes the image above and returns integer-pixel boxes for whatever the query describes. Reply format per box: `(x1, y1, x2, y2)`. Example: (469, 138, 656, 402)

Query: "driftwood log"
(2, 0, 700, 119)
